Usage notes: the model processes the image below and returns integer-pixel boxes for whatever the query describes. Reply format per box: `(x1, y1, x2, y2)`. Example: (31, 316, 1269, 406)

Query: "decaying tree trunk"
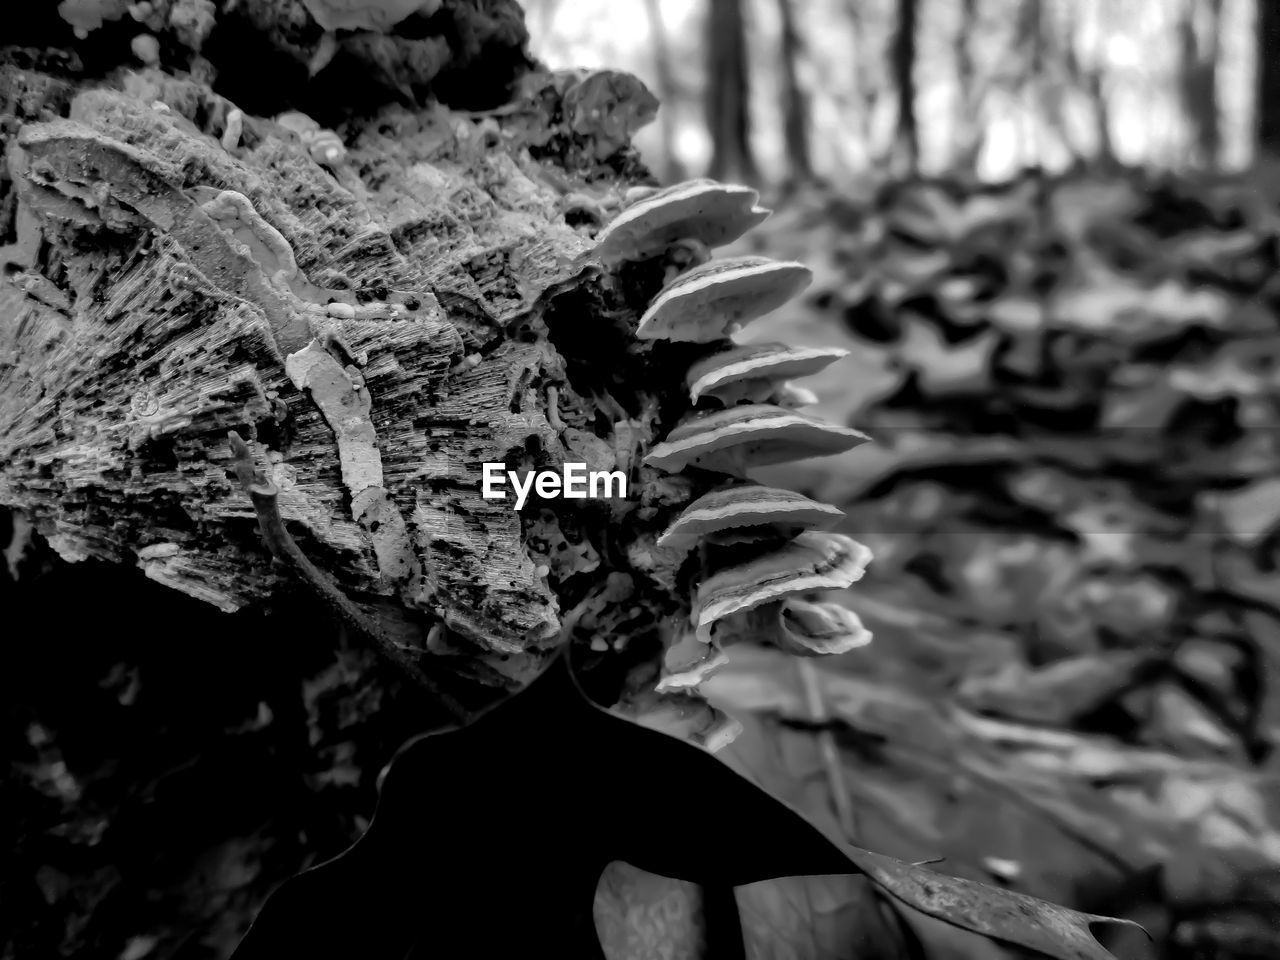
(0, 0, 681, 711)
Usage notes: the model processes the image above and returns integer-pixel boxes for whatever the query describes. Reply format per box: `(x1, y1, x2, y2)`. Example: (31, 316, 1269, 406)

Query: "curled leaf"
(844, 847, 1147, 960)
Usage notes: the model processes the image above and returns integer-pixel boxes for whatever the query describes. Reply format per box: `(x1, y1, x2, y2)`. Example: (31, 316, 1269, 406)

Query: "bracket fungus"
(710, 596, 871, 657)
(656, 484, 844, 549)
(644, 405, 870, 478)
(774, 598, 873, 656)
(656, 647, 731, 694)
(771, 382, 821, 408)
(686, 342, 850, 404)
(275, 111, 347, 166)
(573, 171, 880, 713)
(636, 256, 813, 343)
(691, 532, 873, 642)
(593, 178, 770, 266)
(661, 237, 713, 283)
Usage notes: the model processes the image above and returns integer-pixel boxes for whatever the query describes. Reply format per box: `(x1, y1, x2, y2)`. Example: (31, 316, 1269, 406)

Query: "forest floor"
(703, 171, 1280, 960)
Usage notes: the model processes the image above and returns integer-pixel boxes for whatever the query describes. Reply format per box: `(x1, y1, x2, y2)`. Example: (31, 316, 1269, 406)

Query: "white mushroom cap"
(687, 342, 849, 403)
(623, 184, 662, 205)
(771, 382, 821, 408)
(594, 178, 770, 265)
(692, 532, 873, 642)
(627, 691, 743, 752)
(644, 404, 870, 477)
(656, 649, 731, 693)
(774, 598, 872, 656)
(637, 256, 812, 343)
(656, 484, 844, 549)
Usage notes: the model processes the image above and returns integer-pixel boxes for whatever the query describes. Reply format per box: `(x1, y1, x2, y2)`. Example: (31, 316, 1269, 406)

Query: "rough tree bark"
(0, 0, 694, 713)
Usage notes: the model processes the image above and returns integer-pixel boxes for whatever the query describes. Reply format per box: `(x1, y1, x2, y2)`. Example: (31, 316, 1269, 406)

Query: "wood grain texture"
(0, 43, 689, 694)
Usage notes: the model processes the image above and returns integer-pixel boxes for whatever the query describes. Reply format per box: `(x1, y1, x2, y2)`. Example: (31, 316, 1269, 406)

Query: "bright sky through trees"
(526, 0, 1257, 183)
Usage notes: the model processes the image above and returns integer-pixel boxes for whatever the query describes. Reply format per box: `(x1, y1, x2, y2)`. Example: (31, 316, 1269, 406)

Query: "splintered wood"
(0, 77, 607, 685)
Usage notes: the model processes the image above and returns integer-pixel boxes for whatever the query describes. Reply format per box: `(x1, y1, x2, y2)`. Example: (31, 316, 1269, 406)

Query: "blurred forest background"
(528, 0, 1262, 184)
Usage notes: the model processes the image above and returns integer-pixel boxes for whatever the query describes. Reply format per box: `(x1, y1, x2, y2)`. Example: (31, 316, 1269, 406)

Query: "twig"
(227, 431, 468, 721)
(797, 657, 858, 839)
(546, 384, 565, 432)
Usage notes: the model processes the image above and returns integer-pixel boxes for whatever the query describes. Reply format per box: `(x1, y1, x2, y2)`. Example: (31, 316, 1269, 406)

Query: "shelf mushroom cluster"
(592, 179, 876, 687)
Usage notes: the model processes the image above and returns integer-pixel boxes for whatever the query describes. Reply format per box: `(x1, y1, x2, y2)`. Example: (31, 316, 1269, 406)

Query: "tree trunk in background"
(704, 0, 759, 184)
(1257, 0, 1280, 155)
(840, 0, 879, 167)
(1064, 0, 1117, 169)
(889, 0, 919, 174)
(1180, 0, 1223, 167)
(1025, 0, 1081, 168)
(643, 0, 687, 183)
(775, 0, 812, 186)
(526, 0, 563, 40)
(953, 0, 983, 173)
